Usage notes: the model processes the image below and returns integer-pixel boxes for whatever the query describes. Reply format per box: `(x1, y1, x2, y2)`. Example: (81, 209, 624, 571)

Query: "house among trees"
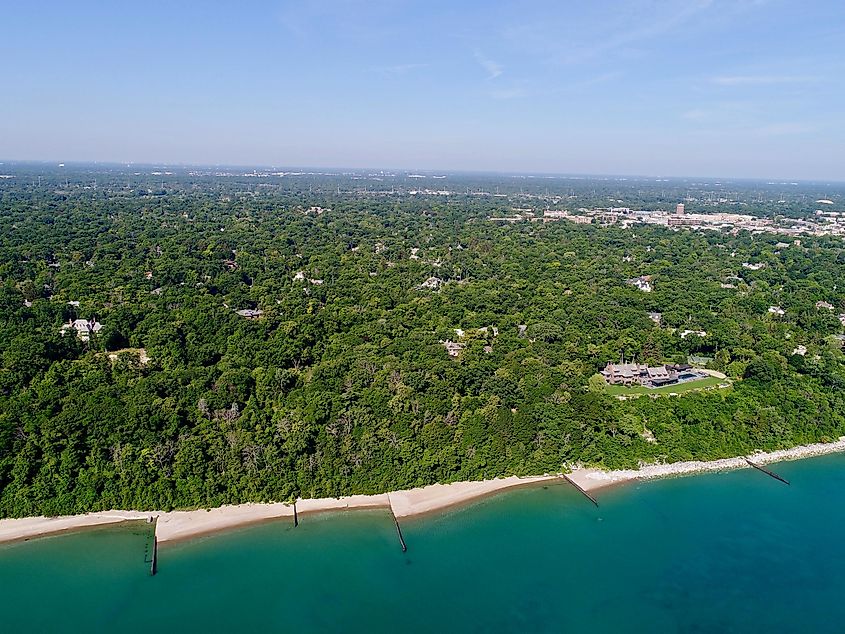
(601, 361, 699, 388)
(626, 275, 653, 292)
(235, 309, 263, 319)
(59, 318, 103, 342)
(792, 344, 808, 357)
(816, 301, 835, 311)
(419, 276, 443, 290)
(441, 340, 464, 358)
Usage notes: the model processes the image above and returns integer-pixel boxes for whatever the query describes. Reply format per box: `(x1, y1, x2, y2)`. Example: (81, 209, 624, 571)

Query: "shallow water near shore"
(3, 454, 845, 633)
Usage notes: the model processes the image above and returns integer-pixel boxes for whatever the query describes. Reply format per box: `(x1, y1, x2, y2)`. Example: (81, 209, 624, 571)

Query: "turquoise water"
(3, 454, 845, 633)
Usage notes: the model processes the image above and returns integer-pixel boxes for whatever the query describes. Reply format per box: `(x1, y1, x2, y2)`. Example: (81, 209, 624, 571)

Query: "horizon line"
(1, 158, 843, 186)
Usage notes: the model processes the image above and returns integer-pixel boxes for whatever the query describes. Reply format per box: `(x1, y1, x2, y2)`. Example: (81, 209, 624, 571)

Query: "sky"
(2, 0, 844, 180)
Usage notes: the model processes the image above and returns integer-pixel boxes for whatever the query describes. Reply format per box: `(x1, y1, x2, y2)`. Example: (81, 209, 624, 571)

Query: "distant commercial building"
(676, 203, 685, 215)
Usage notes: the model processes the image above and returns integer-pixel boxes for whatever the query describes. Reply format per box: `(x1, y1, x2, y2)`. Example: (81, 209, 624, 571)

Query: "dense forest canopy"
(1, 164, 844, 517)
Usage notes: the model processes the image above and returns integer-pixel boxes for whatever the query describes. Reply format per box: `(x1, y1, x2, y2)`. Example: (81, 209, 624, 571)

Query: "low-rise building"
(60, 318, 103, 342)
(627, 276, 653, 292)
(600, 361, 702, 388)
(441, 340, 464, 358)
(419, 276, 443, 290)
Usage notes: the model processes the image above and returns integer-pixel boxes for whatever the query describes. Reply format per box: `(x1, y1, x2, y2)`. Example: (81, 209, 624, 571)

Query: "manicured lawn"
(603, 375, 728, 397)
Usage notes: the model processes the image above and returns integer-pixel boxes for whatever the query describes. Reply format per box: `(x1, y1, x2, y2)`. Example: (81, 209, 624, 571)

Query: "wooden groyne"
(150, 536, 158, 575)
(293, 502, 298, 527)
(562, 474, 599, 506)
(745, 458, 790, 485)
(143, 517, 158, 576)
(386, 495, 407, 552)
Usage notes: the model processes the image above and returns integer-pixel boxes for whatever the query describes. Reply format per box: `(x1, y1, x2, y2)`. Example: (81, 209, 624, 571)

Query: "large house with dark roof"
(601, 361, 696, 388)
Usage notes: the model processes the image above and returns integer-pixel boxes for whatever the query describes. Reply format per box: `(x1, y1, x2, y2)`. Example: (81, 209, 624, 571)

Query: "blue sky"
(2, 0, 843, 179)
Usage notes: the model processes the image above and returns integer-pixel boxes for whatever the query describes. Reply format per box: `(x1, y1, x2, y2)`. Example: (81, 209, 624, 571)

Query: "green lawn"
(603, 375, 728, 397)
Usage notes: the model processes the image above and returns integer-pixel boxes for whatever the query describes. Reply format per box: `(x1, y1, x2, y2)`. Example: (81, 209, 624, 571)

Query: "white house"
(441, 340, 464, 357)
(60, 318, 103, 342)
(419, 276, 443, 290)
(627, 276, 653, 292)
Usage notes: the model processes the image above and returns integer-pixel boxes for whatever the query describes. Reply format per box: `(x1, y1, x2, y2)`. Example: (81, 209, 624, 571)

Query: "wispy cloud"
(712, 74, 819, 86)
(473, 50, 503, 79)
(375, 63, 430, 76)
(754, 122, 817, 136)
(490, 87, 526, 100)
(681, 108, 711, 121)
(503, 0, 715, 67)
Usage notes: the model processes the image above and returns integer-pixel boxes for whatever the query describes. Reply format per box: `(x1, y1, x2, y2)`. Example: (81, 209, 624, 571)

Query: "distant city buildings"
(490, 201, 845, 240)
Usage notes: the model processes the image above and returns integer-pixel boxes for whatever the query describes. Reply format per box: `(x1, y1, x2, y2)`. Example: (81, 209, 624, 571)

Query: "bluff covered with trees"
(1, 167, 844, 517)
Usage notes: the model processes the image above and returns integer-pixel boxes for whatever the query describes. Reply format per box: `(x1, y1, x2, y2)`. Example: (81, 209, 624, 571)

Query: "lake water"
(3, 454, 845, 633)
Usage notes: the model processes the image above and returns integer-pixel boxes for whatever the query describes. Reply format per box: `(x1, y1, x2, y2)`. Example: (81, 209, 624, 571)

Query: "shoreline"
(1, 437, 843, 547)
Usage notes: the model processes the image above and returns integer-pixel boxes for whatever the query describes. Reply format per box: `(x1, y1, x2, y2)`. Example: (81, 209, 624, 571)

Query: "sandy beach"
(388, 475, 556, 518)
(2, 437, 844, 546)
